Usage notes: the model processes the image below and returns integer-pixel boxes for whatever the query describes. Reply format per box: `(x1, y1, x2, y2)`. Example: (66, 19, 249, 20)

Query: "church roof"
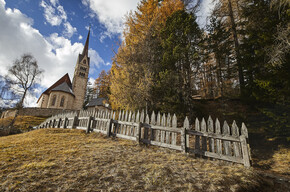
(37, 73, 73, 103)
(86, 97, 107, 107)
(51, 82, 74, 95)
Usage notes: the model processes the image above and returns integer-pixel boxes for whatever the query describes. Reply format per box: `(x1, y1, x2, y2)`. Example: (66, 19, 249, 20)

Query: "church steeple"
(82, 27, 90, 56)
(72, 28, 91, 110)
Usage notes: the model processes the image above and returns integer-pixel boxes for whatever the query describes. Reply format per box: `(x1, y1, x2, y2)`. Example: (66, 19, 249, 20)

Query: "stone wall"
(1, 108, 77, 119)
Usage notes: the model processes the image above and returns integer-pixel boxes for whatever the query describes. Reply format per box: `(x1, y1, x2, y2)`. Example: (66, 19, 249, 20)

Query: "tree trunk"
(227, 0, 245, 96)
(216, 55, 223, 97)
(8, 89, 27, 134)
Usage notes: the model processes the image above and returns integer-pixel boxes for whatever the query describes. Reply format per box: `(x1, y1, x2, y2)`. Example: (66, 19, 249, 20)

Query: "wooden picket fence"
(38, 109, 251, 167)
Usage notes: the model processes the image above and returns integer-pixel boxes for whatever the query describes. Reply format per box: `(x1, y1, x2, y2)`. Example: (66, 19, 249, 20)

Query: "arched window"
(60, 96, 65, 107)
(79, 72, 85, 77)
(51, 95, 56, 106)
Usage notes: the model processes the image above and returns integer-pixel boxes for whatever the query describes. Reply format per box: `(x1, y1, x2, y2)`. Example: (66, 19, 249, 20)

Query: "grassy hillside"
(0, 128, 289, 192)
(0, 116, 47, 136)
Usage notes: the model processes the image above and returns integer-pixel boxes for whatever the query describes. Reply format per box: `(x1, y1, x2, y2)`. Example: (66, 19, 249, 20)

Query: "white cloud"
(99, 31, 111, 43)
(63, 22, 77, 38)
(196, 0, 216, 28)
(78, 35, 83, 40)
(40, 0, 77, 38)
(49, 0, 59, 7)
(0, 0, 104, 107)
(82, 0, 140, 38)
(89, 49, 104, 69)
(88, 77, 95, 87)
(40, 0, 67, 26)
(24, 92, 38, 107)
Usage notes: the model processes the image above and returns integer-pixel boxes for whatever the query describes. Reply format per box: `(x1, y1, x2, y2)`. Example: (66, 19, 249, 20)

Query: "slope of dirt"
(0, 128, 289, 192)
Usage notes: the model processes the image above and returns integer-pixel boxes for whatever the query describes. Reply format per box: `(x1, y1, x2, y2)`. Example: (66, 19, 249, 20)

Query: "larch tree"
(94, 70, 111, 99)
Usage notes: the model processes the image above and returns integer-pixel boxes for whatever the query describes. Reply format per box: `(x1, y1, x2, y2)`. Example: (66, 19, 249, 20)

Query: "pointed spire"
(82, 27, 90, 56)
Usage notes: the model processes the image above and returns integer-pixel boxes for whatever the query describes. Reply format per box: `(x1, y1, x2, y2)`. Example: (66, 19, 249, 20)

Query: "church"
(37, 29, 91, 110)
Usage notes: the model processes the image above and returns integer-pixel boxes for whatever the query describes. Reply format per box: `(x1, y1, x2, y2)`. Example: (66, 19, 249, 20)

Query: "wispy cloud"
(82, 0, 140, 40)
(40, 0, 67, 26)
(63, 22, 77, 38)
(40, 0, 77, 38)
(196, 0, 216, 28)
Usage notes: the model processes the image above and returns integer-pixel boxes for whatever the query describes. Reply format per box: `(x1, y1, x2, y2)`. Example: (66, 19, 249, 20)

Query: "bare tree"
(2, 53, 43, 133)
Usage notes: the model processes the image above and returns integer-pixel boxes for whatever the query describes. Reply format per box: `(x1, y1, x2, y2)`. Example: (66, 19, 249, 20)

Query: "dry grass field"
(1, 128, 289, 192)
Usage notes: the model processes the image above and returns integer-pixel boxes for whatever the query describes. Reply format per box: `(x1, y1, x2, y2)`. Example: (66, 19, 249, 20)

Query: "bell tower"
(72, 28, 90, 110)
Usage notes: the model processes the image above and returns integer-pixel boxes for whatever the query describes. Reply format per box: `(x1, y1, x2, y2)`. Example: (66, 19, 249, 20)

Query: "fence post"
(53, 119, 56, 128)
(240, 135, 251, 167)
(57, 118, 61, 128)
(63, 117, 68, 128)
(136, 122, 142, 144)
(181, 117, 189, 153)
(86, 116, 92, 134)
(181, 127, 186, 153)
(106, 119, 113, 137)
(72, 116, 78, 129)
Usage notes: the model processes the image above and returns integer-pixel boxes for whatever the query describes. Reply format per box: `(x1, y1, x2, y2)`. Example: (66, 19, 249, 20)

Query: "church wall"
(37, 94, 49, 108)
(47, 92, 75, 110)
(65, 93, 75, 109)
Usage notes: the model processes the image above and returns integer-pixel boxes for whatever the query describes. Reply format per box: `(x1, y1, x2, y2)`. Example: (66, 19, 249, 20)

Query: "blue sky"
(0, 0, 213, 107)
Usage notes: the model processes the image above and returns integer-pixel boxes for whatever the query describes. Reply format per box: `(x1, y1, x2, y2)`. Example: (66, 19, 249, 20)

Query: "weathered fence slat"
(171, 114, 177, 145)
(123, 110, 128, 135)
(156, 112, 161, 142)
(223, 121, 231, 156)
(201, 118, 207, 152)
(232, 121, 241, 157)
(208, 116, 215, 153)
(195, 118, 200, 152)
(126, 111, 132, 136)
(135, 111, 140, 136)
(181, 117, 189, 153)
(150, 111, 156, 141)
(160, 114, 166, 143)
(166, 114, 171, 144)
(215, 118, 222, 155)
(130, 111, 135, 136)
(144, 114, 150, 140)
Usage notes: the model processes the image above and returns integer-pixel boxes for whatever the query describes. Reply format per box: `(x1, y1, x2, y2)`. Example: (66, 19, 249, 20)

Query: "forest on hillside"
(88, 0, 289, 137)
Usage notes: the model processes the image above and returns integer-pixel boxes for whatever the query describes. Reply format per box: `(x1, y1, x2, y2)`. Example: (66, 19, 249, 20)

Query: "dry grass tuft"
(0, 128, 289, 192)
(21, 161, 57, 170)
